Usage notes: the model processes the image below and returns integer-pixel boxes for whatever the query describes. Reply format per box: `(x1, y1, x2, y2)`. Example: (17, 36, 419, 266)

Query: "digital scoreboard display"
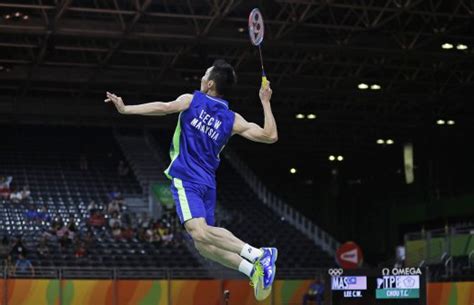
(329, 267, 426, 305)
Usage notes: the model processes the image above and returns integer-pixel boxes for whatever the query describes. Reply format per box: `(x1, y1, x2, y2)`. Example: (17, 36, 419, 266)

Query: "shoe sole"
(255, 281, 272, 301)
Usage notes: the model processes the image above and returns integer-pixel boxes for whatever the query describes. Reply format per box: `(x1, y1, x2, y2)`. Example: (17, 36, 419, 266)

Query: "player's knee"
(187, 225, 210, 244)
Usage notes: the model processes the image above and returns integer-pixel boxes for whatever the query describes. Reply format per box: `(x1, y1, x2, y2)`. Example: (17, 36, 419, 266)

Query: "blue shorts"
(170, 178, 216, 226)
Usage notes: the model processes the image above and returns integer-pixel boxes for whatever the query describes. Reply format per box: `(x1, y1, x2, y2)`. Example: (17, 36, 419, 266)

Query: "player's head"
(201, 59, 237, 97)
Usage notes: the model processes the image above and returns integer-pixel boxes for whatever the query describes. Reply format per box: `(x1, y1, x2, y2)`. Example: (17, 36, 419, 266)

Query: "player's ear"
(207, 80, 215, 90)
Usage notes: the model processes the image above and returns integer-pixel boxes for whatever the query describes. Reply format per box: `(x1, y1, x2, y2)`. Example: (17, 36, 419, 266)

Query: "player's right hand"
(104, 91, 126, 114)
(259, 81, 272, 103)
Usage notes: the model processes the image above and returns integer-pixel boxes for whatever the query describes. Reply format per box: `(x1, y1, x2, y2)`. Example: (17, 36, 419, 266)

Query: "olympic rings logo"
(328, 268, 343, 276)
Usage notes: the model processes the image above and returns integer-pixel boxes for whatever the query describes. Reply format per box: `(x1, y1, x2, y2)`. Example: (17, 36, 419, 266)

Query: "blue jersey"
(164, 91, 235, 188)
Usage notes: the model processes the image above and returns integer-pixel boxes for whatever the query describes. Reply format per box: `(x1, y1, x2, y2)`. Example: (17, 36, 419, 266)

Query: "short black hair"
(208, 59, 237, 97)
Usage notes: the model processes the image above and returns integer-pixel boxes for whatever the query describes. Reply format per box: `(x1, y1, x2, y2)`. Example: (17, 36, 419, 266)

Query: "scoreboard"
(329, 267, 426, 305)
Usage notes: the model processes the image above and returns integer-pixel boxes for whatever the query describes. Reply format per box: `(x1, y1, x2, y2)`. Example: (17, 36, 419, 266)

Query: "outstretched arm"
(232, 83, 278, 144)
(104, 92, 193, 116)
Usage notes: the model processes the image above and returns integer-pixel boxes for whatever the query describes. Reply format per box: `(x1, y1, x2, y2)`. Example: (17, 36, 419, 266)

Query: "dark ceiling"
(0, 0, 473, 159)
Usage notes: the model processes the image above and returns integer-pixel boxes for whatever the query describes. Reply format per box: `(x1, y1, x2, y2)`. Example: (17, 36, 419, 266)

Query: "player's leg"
(171, 178, 276, 293)
(170, 178, 259, 260)
(198, 185, 277, 290)
(202, 187, 265, 261)
(193, 239, 249, 272)
(184, 218, 258, 260)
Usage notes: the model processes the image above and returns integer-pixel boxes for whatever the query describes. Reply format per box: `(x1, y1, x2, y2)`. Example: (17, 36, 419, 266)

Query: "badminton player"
(105, 59, 278, 298)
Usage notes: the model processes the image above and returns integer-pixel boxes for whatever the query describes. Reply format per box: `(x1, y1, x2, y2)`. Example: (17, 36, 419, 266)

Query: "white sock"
(238, 259, 254, 278)
(240, 244, 263, 263)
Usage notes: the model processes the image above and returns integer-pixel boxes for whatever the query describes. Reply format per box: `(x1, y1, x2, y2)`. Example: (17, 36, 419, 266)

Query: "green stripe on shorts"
(173, 178, 192, 221)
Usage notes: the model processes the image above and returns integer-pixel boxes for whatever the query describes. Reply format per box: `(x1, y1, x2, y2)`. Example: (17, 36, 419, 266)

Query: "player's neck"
(205, 89, 220, 98)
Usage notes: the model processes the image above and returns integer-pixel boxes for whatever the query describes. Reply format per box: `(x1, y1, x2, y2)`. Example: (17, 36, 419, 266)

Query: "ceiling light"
(295, 113, 305, 119)
(4, 14, 11, 20)
(436, 119, 445, 125)
(447, 120, 455, 125)
(456, 44, 468, 50)
(307, 114, 316, 119)
(370, 84, 381, 90)
(329, 155, 335, 161)
(238, 27, 245, 33)
(441, 43, 453, 49)
(376, 139, 384, 144)
(14, 12, 21, 17)
(22, 15, 29, 20)
(337, 155, 344, 161)
(290, 168, 297, 174)
(358, 83, 369, 90)
(386, 139, 394, 145)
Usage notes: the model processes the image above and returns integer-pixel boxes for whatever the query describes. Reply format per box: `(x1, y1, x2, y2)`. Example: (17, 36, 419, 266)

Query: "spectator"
(24, 205, 38, 222)
(67, 215, 77, 233)
(43, 219, 61, 241)
(37, 238, 50, 258)
(14, 254, 34, 276)
(161, 226, 174, 246)
(111, 223, 122, 239)
(121, 225, 134, 240)
(107, 187, 123, 202)
(59, 231, 72, 251)
(0, 236, 10, 260)
(117, 160, 130, 176)
(51, 216, 64, 229)
(88, 210, 105, 227)
(137, 213, 150, 229)
(74, 240, 87, 258)
(79, 154, 88, 171)
(9, 187, 22, 203)
(87, 200, 98, 214)
(394, 245, 406, 268)
(11, 185, 31, 203)
(10, 236, 27, 257)
(109, 212, 121, 228)
(56, 225, 69, 239)
(0, 176, 13, 199)
(4, 255, 14, 276)
(82, 230, 94, 248)
(137, 227, 147, 242)
(121, 211, 132, 227)
(20, 185, 31, 201)
(107, 200, 120, 215)
(37, 206, 51, 222)
(145, 225, 161, 244)
(302, 276, 325, 305)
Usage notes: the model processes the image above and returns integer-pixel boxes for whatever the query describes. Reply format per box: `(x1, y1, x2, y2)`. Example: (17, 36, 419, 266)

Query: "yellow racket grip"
(261, 75, 269, 88)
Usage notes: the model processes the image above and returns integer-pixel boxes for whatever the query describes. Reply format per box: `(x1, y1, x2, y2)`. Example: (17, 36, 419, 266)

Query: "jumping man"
(105, 59, 278, 299)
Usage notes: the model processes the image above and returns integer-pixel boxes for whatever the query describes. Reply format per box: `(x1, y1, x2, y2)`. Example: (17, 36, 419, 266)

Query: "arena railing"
(223, 148, 340, 256)
(3, 267, 326, 280)
(404, 224, 474, 266)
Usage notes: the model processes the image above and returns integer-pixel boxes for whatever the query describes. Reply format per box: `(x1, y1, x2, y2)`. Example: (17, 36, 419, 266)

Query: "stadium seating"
(0, 130, 200, 269)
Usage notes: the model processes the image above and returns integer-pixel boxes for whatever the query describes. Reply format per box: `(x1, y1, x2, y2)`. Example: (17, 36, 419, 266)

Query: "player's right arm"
(104, 92, 192, 116)
(232, 83, 278, 144)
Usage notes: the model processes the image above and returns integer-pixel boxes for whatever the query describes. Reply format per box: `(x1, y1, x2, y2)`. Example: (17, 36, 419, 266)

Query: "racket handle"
(261, 75, 269, 88)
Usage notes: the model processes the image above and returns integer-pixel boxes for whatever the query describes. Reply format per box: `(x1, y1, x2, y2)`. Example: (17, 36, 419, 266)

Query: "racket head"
(248, 8, 265, 46)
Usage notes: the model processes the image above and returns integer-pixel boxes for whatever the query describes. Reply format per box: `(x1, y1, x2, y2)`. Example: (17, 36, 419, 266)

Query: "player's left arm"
(104, 92, 193, 116)
(232, 83, 278, 144)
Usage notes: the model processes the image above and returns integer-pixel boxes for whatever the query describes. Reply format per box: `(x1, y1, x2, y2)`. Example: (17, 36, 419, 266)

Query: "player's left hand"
(259, 81, 272, 103)
(105, 92, 126, 114)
